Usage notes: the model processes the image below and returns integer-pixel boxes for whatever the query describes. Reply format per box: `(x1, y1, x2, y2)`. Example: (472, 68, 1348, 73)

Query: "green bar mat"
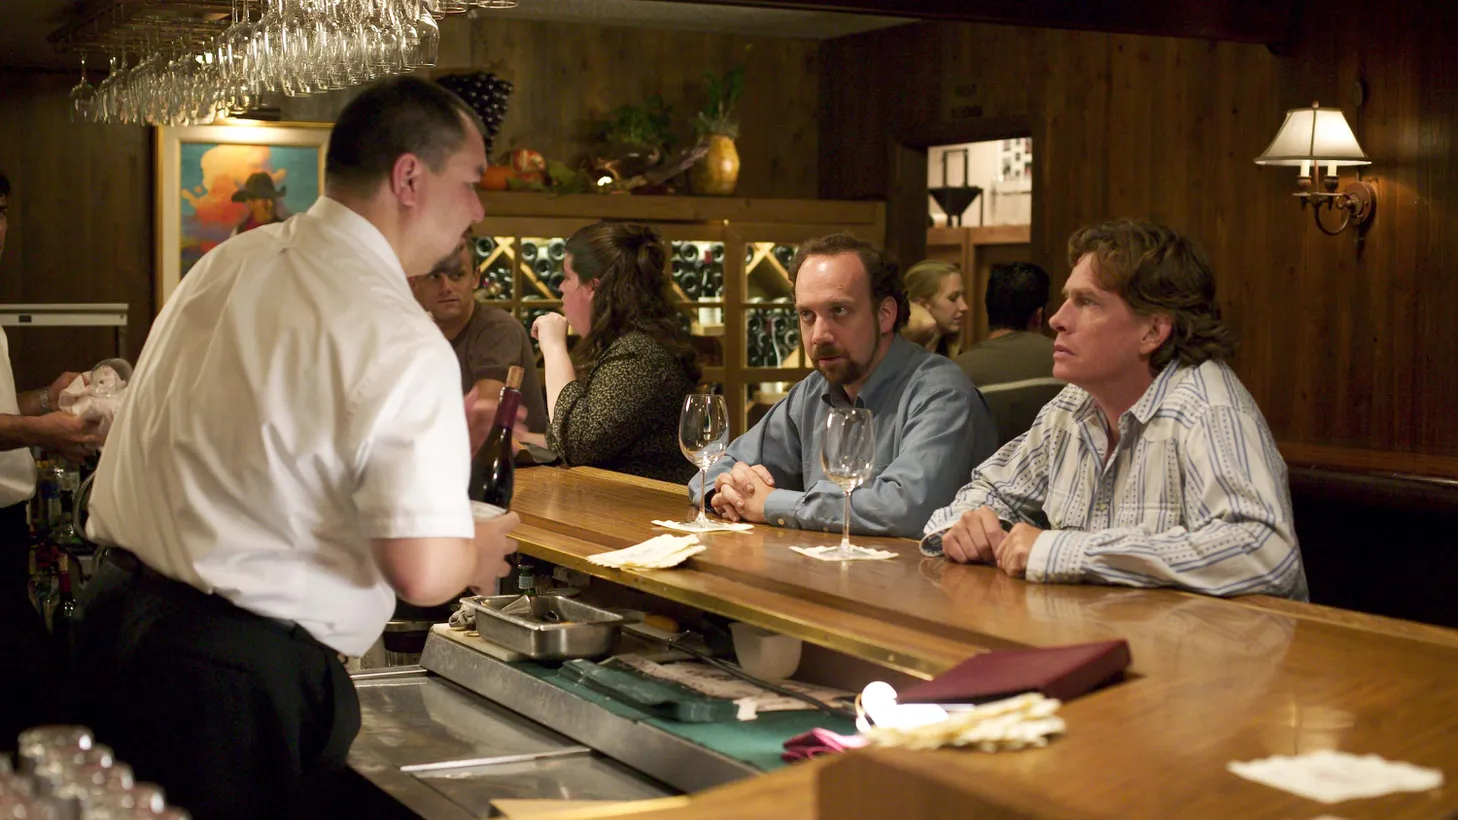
(510, 661, 857, 772)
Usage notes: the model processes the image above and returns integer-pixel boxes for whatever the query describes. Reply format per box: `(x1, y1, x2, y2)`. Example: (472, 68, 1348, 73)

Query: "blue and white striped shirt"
(921, 359, 1308, 600)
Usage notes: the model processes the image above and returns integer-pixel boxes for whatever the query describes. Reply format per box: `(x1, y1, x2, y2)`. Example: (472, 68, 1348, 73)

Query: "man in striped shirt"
(922, 219, 1307, 600)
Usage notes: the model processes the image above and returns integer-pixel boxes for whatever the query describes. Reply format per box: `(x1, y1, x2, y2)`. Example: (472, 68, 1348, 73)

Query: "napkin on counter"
(790, 545, 898, 561)
(861, 692, 1065, 752)
(587, 534, 705, 570)
(1227, 750, 1445, 804)
(652, 519, 754, 534)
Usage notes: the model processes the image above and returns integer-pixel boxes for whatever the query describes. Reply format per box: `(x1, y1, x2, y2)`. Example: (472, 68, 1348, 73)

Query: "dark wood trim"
(885, 139, 928, 270)
(1280, 442, 1458, 482)
(896, 117, 1036, 150)
(642, 0, 1299, 46)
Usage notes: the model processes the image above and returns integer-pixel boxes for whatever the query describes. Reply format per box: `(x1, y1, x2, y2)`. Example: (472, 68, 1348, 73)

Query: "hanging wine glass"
(412, 0, 440, 68)
(68, 54, 95, 122)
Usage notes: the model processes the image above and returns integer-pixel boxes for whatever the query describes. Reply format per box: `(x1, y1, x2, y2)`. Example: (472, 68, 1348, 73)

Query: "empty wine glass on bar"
(679, 393, 729, 530)
(818, 407, 877, 560)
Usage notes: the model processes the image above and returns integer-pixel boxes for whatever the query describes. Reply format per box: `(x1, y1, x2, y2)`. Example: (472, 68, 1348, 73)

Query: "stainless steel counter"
(348, 665, 675, 819)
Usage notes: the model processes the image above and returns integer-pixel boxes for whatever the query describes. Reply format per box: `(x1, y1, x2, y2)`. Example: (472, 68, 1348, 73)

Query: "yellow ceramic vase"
(691, 135, 741, 196)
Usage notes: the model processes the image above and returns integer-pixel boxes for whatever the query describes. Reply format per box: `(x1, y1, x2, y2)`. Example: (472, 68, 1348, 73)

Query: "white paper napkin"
(862, 692, 1065, 752)
(791, 545, 898, 561)
(587, 534, 706, 570)
(1227, 750, 1444, 804)
(652, 519, 754, 534)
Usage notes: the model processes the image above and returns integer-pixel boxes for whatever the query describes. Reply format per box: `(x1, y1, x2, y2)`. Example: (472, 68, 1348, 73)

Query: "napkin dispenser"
(895, 639, 1131, 705)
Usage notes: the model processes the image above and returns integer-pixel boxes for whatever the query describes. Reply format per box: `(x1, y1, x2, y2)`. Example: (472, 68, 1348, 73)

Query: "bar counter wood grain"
(509, 466, 1458, 819)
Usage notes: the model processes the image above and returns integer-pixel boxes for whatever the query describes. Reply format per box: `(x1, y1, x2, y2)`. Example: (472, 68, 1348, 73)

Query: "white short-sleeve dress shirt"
(0, 327, 37, 508)
(86, 197, 475, 656)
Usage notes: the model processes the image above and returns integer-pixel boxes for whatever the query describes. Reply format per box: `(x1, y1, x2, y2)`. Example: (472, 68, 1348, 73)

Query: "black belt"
(97, 548, 312, 643)
(98, 546, 162, 581)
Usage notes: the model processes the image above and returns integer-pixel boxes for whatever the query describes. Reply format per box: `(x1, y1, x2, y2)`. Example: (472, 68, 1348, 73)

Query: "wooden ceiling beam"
(635, 0, 1301, 46)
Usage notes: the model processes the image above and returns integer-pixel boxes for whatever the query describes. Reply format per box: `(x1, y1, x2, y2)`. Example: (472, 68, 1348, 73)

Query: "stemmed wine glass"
(818, 407, 877, 559)
(679, 393, 729, 530)
(69, 55, 95, 122)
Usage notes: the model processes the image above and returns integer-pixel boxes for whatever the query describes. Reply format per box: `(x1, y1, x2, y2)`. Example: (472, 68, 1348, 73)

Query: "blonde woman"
(903, 259, 968, 357)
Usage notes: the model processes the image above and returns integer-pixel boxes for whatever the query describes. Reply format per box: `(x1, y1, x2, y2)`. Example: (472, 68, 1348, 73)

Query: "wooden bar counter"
(508, 466, 1458, 819)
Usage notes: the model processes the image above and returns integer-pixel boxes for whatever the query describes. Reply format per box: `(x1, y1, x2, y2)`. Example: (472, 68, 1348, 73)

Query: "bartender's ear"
(391, 152, 425, 206)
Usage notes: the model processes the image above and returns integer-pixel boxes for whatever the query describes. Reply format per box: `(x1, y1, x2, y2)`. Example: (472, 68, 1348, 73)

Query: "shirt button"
(777, 517, 786, 526)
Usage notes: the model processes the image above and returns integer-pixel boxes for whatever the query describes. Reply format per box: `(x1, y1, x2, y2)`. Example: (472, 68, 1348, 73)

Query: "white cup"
(729, 621, 802, 681)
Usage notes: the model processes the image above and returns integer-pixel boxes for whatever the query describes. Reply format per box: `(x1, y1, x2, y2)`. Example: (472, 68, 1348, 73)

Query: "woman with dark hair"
(531, 221, 701, 482)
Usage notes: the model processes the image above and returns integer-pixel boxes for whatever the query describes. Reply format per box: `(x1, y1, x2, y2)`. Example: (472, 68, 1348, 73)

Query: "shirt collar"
(306, 196, 409, 284)
(819, 334, 917, 409)
(1072, 360, 1188, 427)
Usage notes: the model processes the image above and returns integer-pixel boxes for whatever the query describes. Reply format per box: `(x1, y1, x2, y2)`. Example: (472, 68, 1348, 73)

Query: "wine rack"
(471, 236, 515, 301)
(468, 191, 884, 437)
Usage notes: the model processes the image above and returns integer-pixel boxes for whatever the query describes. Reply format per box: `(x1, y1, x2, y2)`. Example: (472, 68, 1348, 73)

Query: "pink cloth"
(780, 728, 868, 762)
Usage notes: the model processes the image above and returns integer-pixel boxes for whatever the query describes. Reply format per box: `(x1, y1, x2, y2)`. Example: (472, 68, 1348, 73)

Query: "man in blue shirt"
(694, 233, 998, 539)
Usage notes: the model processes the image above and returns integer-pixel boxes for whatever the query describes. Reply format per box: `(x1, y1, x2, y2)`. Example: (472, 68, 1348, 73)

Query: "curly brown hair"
(564, 221, 702, 383)
(1067, 219, 1236, 370)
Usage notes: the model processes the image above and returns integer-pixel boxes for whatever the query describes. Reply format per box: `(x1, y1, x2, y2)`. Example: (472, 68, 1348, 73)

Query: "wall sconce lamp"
(1254, 101, 1376, 241)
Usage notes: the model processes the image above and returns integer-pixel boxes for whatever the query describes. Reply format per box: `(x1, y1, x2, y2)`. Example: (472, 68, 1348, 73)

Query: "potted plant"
(593, 94, 675, 185)
(691, 66, 745, 196)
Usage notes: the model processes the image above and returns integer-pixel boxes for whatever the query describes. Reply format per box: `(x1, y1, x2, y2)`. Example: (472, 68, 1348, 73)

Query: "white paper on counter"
(608, 654, 855, 720)
(652, 519, 754, 534)
(1227, 750, 1444, 804)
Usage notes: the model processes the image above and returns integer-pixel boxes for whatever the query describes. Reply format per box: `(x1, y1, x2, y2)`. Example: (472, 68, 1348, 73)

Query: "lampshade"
(1254, 103, 1370, 167)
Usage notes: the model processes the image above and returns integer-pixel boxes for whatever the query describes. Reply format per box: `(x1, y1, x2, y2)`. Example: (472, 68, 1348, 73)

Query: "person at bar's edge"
(0, 172, 105, 751)
(71, 77, 522, 820)
(693, 233, 999, 539)
(922, 218, 1308, 600)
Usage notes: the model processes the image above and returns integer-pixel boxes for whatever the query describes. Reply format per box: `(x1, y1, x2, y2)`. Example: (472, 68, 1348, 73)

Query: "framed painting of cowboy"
(155, 122, 331, 309)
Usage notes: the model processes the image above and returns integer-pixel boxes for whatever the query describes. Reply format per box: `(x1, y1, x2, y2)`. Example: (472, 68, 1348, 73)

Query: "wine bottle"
(52, 554, 78, 657)
(471, 366, 524, 507)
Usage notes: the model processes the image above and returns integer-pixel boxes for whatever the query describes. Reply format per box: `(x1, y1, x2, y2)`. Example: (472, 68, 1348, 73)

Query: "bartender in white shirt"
(0, 171, 104, 751)
(71, 77, 520, 819)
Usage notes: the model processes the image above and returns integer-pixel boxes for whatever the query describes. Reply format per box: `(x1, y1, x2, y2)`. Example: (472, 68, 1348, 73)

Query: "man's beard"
(812, 344, 868, 387)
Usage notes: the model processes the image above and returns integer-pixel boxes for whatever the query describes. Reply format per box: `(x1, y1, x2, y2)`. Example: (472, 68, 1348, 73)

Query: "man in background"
(0, 171, 102, 750)
(411, 235, 549, 439)
(699, 233, 997, 539)
(955, 262, 1063, 446)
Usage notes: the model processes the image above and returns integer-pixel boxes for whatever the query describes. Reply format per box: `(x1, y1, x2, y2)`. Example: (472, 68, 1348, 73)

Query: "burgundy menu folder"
(896, 640, 1132, 705)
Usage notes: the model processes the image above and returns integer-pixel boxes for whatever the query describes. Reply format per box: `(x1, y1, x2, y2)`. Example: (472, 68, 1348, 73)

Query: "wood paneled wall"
(821, 0, 1458, 471)
(464, 18, 820, 199)
(285, 18, 823, 199)
(0, 70, 152, 392)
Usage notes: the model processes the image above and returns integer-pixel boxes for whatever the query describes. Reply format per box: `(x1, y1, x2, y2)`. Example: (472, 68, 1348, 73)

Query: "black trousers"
(68, 551, 361, 820)
(0, 500, 60, 752)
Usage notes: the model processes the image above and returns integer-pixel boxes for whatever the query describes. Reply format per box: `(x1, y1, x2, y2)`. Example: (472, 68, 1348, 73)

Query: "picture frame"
(155, 122, 331, 310)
